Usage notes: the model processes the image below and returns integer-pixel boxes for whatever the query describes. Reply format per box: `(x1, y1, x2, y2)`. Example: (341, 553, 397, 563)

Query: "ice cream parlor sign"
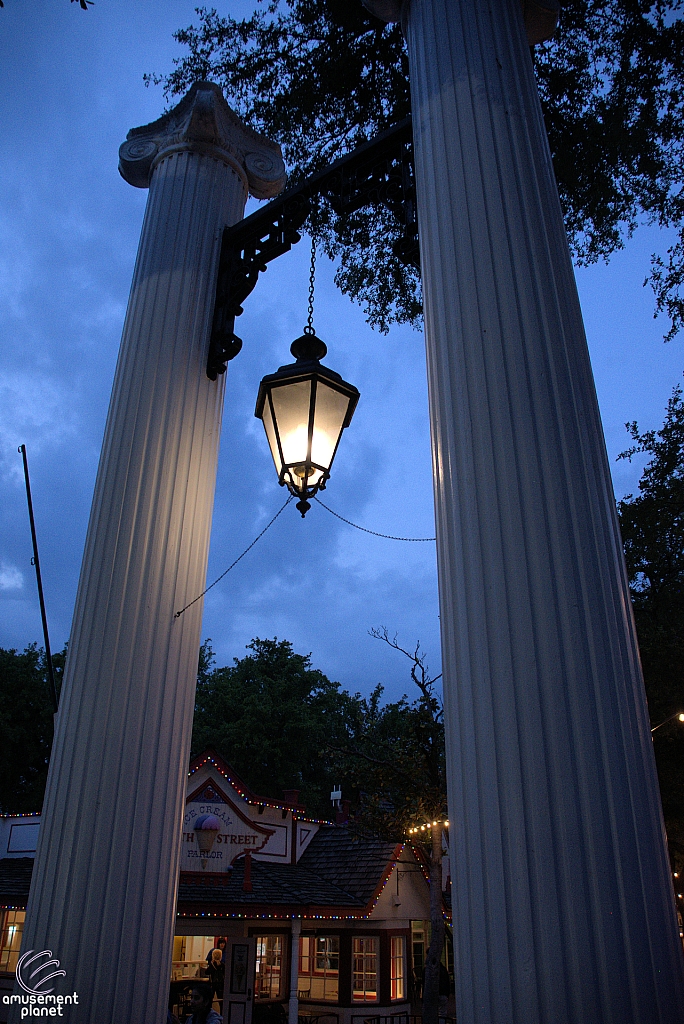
(182, 782, 275, 872)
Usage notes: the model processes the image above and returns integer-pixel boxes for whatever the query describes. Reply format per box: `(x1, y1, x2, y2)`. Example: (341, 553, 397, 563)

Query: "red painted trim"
(188, 749, 306, 811)
(363, 843, 404, 914)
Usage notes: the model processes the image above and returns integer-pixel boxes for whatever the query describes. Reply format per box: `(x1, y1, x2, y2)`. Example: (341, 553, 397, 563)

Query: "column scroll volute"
(118, 80, 286, 198)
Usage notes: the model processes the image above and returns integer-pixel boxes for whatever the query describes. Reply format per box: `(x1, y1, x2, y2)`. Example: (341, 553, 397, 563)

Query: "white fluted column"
(13, 83, 284, 1024)
(364, 1, 684, 1021)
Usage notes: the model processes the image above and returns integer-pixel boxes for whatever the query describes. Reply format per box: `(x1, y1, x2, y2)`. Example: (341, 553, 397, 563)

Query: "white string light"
(407, 820, 449, 834)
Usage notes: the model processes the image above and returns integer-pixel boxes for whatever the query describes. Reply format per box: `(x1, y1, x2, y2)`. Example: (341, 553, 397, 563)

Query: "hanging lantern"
(255, 331, 359, 516)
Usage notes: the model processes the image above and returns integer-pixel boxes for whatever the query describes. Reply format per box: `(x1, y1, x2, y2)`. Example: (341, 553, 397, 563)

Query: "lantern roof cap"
(256, 333, 359, 399)
(291, 331, 326, 362)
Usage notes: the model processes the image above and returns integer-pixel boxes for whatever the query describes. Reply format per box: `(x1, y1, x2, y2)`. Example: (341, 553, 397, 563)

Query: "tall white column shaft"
(14, 84, 284, 1024)
(364, 1, 684, 1021)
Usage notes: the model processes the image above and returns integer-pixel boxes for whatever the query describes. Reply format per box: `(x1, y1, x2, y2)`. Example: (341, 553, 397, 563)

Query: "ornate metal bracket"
(207, 116, 417, 380)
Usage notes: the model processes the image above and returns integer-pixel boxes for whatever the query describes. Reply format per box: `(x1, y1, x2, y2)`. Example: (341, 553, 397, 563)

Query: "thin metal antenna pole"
(18, 444, 58, 713)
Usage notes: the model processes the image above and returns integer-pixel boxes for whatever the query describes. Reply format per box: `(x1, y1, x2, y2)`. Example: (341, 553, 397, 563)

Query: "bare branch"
(369, 626, 443, 704)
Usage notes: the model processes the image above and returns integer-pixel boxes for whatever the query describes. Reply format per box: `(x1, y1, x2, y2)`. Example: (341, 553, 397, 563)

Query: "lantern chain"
(313, 496, 436, 541)
(304, 237, 317, 336)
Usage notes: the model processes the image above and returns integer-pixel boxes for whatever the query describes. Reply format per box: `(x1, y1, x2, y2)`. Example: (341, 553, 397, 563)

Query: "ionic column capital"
(361, 0, 559, 45)
(118, 80, 286, 198)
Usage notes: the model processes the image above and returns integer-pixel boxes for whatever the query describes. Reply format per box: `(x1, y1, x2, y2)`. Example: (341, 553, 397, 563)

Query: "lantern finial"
(290, 332, 327, 362)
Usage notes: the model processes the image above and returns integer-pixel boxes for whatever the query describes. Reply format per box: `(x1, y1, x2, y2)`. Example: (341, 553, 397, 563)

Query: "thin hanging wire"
(174, 496, 292, 619)
(313, 496, 436, 541)
(304, 237, 317, 335)
(174, 490, 435, 618)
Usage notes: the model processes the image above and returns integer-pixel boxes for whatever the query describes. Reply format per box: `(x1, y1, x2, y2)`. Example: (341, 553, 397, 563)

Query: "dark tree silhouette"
(617, 380, 684, 870)
(0, 644, 66, 811)
(193, 637, 359, 817)
(148, 0, 684, 338)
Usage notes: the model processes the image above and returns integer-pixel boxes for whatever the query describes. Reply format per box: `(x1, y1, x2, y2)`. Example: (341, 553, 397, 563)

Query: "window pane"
(270, 380, 312, 468)
(352, 936, 378, 1002)
(262, 397, 282, 474)
(255, 935, 283, 999)
(298, 935, 339, 1003)
(310, 381, 350, 469)
(391, 936, 405, 1000)
(411, 922, 426, 1000)
(0, 910, 25, 973)
(299, 935, 311, 976)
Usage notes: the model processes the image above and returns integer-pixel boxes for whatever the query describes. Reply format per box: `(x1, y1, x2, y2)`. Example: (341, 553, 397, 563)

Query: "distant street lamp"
(255, 330, 359, 517)
(651, 712, 684, 734)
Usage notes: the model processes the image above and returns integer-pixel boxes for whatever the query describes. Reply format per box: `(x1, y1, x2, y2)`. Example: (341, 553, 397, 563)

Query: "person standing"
(206, 938, 227, 965)
(207, 948, 225, 1012)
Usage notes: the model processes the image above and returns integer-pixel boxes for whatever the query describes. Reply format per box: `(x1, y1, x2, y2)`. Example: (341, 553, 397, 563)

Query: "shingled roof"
(1, 829, 408, 917)
(177, 826, 404, 917)
(179, 858, 364, 909)
(297, 827, 400, 904)
(0, 858, 33, 906)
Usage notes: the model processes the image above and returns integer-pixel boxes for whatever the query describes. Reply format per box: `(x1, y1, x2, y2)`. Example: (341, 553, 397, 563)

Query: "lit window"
(411, 922, 426, 999)
(390, 936, 405, 1000)
(298, 935, 339, 1002)
(255, 935, 283, 999)
(0, 911, 25, 973)
(352, 936, 378, 1003)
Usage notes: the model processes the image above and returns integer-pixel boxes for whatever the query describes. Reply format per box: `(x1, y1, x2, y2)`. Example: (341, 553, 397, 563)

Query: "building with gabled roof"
(0, 751, 437, 1024)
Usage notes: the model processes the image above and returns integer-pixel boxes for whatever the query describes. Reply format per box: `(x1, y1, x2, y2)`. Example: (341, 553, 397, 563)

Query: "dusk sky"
(1, 0, 682, 701)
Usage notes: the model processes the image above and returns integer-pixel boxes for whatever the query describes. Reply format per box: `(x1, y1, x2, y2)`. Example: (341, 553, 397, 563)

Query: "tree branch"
(369, 626, 443, 704)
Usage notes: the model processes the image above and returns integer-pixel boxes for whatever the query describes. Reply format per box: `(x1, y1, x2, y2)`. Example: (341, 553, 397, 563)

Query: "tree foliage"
(617, 380, 684, 865)
(148, 0, 414, 332)
(194, 632, 448, 836)
(149, 0, 684, 337)
(193, 637, 359, 817)
(0, 645, 65, 812)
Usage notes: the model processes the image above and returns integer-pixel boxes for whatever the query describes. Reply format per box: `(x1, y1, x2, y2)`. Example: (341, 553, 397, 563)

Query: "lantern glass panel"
(311, 381, 351, 470)
(270, 379, 312, 468)
(261, 396, 281, 474)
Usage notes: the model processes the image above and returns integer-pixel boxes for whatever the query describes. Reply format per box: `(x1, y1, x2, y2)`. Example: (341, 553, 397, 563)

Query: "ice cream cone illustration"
(194, 814, 222, 868)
